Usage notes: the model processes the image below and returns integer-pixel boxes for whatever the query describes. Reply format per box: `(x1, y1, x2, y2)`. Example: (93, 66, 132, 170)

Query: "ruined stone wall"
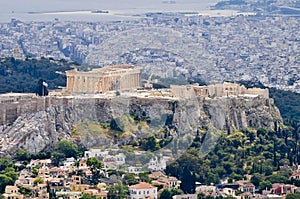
(244, 88, 269, 98)
(171, 83, 270, 98)
(0, 96, 67, 126)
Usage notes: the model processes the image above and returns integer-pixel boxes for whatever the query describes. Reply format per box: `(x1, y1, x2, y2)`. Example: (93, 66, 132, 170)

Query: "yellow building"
(72, 175, 82, 185)
(66, 64, 142, 93)
(70, 184, 90, 192)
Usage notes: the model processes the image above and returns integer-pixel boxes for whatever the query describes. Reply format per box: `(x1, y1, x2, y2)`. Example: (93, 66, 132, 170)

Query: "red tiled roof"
(130, 182, 156, 189)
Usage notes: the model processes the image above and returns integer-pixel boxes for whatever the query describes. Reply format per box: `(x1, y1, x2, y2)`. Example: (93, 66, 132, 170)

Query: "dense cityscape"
(1, 0, 300, 199)
(0, 13, 300, 92)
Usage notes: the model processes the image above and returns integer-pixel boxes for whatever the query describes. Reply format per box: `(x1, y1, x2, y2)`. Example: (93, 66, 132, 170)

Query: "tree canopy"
(0, 158, 17, 193)
(0, 57, 74, 94)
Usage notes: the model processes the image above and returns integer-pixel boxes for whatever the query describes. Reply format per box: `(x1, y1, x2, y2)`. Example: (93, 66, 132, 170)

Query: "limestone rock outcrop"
(0, 96, 282, 157)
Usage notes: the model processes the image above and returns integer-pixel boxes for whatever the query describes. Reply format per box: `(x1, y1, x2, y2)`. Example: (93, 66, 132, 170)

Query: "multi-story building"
(3, 186, 24, 199)
(129, 182, 157, 199)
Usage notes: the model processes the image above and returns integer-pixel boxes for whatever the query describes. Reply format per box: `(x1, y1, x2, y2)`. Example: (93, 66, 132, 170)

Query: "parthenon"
(65, 65, 142, 93)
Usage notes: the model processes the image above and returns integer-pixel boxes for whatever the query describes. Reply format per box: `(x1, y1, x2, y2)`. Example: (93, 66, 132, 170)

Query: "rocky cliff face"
(202, 97, 282, 133)
(0, 96, 282, 157)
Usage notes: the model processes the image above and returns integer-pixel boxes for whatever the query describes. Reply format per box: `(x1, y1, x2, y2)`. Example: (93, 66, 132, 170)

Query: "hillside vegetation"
(269, 88, 300, 122)
(166, 124, 300, 192)
(0, 57, 74, 93)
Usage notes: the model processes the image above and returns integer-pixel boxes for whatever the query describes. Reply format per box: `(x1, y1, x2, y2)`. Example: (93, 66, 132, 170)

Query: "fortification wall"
(0, 105, 6, 125)
(0, 96, 58, 126)
(0, 82, 270, 126)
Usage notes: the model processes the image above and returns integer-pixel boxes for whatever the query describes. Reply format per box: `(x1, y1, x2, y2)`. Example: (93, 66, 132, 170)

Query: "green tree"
(180, 166, 196, 194)
(0, 174, 13, 193)
(141, 136, 159, 151)
(80, 193, 101, 199)
(0, 158, 17, 193)
(245, 130, 256, 143)
(34, 178, 44, 186)
(0, 158, 13, 172)
(123, 173, 138, 185)
(32, 167, 39, 177)
(257, 128, 267, 137)
(14, 149, 30, 161)
(286, 193, 300, 199)
(160, 189, 172, 199)
(0, 57, 73, 94)
(18, 186, 32, 196)
(86, 157, 104, 185)
(51, 151, 66, 166)
(4, 168, 18, 183)
(107, 181, 129, 199)
(251, 173, 263, 187)
(259, 180, 272, 191)
(206, 172, 219, 185)
(198, 193, 205, 199)
(170, 189, 183, 197)
(265, 174, 288, 184)
(87, 157, 104, 171)
(138, 172, 151, 183)
(52, 140, 80, 166)
(54, 140, 79, 158)
(223, 196, 235, 199)
(292, 179, 300, 187)
(160, 188, 182, 199)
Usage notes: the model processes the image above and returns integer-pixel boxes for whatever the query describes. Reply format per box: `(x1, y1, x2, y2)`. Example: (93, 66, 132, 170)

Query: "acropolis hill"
(0, 65, 282, 157)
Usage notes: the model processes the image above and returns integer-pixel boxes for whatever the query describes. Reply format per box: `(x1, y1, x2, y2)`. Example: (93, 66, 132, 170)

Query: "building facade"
(3, 186, 24, 199)
(129, 182, 157, 199)
(66, 64, 142, 93)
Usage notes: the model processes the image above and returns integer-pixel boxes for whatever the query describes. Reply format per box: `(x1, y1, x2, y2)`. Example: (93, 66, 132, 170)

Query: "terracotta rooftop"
(291, 171, 300, 176)
(149, 171, 166, 179)
(130, 182, 156, 189)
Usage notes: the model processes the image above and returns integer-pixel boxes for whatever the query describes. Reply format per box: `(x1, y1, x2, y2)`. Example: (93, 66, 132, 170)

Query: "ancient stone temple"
(65, 65, 142, 93)
(171, 82, 269, 99)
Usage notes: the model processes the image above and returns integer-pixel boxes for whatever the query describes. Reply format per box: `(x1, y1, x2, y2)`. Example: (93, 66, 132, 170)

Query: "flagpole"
(42, 81, 48, 96)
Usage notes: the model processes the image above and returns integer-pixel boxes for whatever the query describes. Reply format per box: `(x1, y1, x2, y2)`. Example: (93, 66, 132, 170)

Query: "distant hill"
(0, 57, 74, 94)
